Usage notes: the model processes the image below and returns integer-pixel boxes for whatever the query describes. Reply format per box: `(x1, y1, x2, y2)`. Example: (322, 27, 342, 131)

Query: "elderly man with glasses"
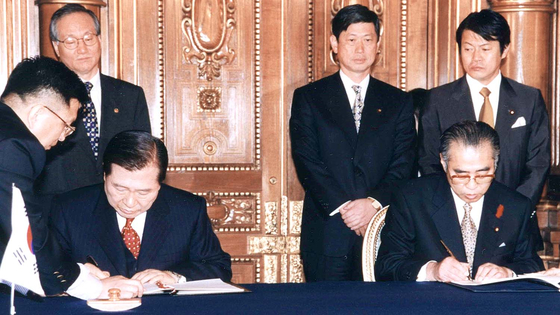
(375, 121, 543, 282)
(35, 3, 151, 196)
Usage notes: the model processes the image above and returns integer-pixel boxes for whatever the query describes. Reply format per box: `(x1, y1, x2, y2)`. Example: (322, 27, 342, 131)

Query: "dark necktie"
(351, 85, 364, 132)
(83, 82, 100, 158)
(122, 218, 141, 259)
(479, 87, 493, 128)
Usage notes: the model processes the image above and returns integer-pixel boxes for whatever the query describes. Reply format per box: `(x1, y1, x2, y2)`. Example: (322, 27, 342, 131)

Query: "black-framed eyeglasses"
(43, 106, 76, 137)
(450, 174, 495, 185)
(57, 32, 98, 50)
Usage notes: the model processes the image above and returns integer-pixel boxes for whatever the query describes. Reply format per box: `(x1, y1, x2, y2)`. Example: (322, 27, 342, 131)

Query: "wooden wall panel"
(0, 0, 39, 92)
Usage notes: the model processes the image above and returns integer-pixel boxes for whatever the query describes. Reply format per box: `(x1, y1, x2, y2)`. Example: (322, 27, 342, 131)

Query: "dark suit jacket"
(418, 76, 550, 207)
(36, 74, 151, 195)
(290, 72, 416, 257)
(375, 175, 544, 281)
(51, 184, 232, 282)
(0, 103, 79, 294)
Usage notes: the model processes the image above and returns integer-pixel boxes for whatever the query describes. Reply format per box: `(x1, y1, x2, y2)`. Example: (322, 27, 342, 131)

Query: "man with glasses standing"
(36, 4, 151, 195)
(376, 121, 543, 282)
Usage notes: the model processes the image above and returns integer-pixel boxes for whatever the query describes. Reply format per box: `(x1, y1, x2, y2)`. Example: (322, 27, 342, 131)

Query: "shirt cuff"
(367, 197, 382, 210)
(417, 260, 437, 281)
(329, 200, 351, 216)
(65, 263, 103, 300)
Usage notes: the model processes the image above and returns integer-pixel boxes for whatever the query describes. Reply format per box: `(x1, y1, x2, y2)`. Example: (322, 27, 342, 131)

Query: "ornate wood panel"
(2, 0, 560, 282)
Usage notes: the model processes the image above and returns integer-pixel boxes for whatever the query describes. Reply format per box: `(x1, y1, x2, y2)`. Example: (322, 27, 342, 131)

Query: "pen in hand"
(440, 240, 472, 280)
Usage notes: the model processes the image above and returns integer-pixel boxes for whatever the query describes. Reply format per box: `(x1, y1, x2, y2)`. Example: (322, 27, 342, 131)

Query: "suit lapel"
(92, 192, 128, 276)
(354, 77, 383, 162)
(494, 78, 518, 144)
(324, 73, 358, 149)
(136, 193, 171, 270)
(450, 77, 477, 122)
(98, 75, 118, 167)
(473, 183, 503, 270)
(430, 177, 467, 263)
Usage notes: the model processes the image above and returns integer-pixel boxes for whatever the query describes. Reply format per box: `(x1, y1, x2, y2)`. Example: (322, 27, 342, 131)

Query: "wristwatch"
(367, 197, 382, 210)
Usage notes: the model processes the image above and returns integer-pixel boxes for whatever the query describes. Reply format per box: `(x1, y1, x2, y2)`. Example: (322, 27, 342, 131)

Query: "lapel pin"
(496, 204, 504, 219)
(509, 110, 515, 115)
(494, 227, 499, 232)
(114, 108, 119, 114)
(377, 108, 382, 113)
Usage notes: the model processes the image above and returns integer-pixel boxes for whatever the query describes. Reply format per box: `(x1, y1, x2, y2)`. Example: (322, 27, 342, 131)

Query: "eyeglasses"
(43, 106, 76, 137)
(450, 174, 495, 185)
(57, 32, 98, 50)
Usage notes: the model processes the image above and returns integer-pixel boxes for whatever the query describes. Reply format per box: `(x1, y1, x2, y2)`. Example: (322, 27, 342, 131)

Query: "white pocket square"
(499, 242, 506, 248)
(511, 117, 526, 128)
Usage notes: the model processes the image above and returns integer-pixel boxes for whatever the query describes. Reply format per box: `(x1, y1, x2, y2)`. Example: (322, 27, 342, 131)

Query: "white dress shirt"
(339, 70, 370, 110)
(417, 188, 484, 281)
(466, 72, 501, 127)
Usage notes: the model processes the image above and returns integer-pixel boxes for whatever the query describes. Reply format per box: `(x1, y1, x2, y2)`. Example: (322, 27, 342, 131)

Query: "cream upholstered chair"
(362, 206, 389, 282)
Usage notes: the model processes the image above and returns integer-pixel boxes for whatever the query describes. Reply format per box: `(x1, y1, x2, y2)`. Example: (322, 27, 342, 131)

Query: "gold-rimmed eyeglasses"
(43, 106, 76, 137)
(450, 174, 495, 185)
(57, 32, 98, 50)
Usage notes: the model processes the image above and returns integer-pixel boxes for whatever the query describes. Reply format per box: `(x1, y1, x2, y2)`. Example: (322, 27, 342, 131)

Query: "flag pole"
(10, 281, 16, 315)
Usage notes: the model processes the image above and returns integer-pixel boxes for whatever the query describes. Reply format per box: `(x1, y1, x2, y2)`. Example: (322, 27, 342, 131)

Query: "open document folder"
(143, 278, 249, 296)
(448, 273, 560, 293)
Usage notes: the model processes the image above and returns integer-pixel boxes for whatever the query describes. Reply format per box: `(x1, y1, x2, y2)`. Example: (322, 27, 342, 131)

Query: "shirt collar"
(465, 71, 502, 94)
(82, 70, 101, 88)
(339, 70, 370, 92)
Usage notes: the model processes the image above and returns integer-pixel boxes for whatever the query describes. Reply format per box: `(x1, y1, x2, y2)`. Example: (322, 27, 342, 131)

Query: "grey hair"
(440, 120, 500, 170)
(50, 4, 101, 42)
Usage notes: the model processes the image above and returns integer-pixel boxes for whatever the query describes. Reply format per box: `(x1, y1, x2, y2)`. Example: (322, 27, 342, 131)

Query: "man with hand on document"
(376, 121, 543, 282)
(51, 131, 232, 285)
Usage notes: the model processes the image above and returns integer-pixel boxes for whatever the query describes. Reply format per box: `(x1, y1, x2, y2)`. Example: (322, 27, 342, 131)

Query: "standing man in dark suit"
(290, 4, 415, 281)
(0, 56, 143, 299)
(376, 121, 543, 282)
(51, 131, 232, 285)
(36, 4, 151, 195)
(418, 10, 550, 211)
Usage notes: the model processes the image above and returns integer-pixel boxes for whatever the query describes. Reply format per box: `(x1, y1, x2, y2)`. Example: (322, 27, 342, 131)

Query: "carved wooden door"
(161, 0, 304, 284)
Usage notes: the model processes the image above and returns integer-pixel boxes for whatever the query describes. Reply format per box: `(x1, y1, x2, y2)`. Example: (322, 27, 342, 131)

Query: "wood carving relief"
(166, 0, 259, 168)
(182, 0, 236, 81)
(199, 191, 260, 232)
(197, 86, 222, 112)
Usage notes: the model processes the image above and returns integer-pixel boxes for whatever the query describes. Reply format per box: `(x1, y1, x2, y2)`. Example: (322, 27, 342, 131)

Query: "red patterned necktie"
(122, 218, 140, 259)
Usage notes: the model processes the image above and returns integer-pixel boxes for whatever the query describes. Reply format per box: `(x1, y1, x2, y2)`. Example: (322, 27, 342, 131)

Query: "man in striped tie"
(50, 131, 232, 285)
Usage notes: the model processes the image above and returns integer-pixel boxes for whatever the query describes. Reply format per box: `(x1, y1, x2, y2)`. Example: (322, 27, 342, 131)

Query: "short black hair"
(456, 9, 510, 53)
(0, 56, 88, 106)
(50, 4, 101, 42)
(103, 131, 168, 183)
(331, 4, 380, 40)
(440, 120, 500, 167)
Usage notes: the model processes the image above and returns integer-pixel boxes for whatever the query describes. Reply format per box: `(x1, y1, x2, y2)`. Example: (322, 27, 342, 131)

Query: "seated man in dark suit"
(0, 56, 143, 299)
(376, 121, 543, 282)
(51, 131, 232, 285)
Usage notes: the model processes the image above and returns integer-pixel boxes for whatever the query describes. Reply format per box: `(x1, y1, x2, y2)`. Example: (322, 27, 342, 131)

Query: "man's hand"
(340, 198, 379, 235)
(475, 263, 513, 281)
(538, 267, 560, 276)
(84, 263, 110, 279)
(132, 269, 178, 285)
(98, 276, 144, 299)
(426, 257, 470, 282)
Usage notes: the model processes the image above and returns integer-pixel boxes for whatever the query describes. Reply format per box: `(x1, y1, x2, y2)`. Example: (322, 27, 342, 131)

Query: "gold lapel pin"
(114, 108, 119, 113)
(494, 227, 500, 232)
(377, 108, 382, 113)
(509, 110, 515, 115)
